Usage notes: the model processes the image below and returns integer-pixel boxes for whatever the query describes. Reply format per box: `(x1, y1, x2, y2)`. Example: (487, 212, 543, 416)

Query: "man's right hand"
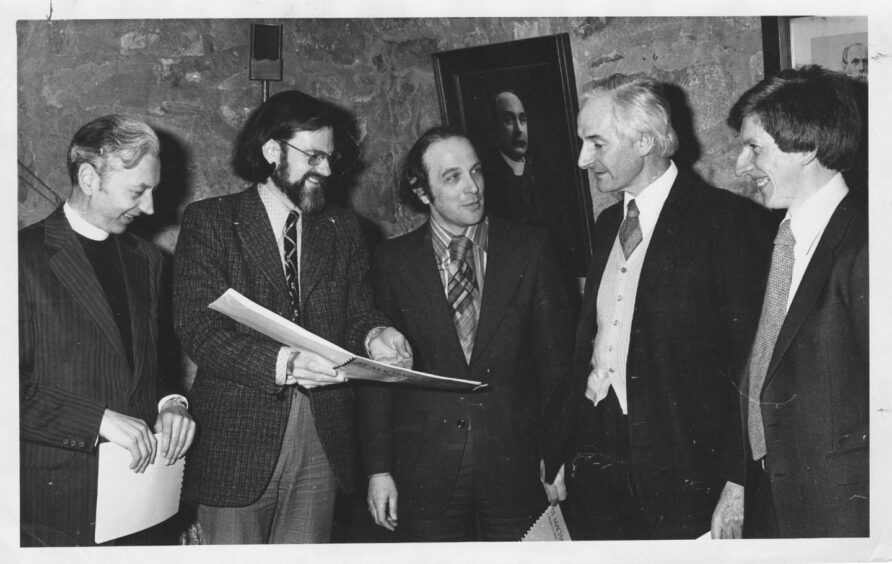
(367, 473, 398, 531)
(284, 350, 345, 388)
(98, 409, 157, 473)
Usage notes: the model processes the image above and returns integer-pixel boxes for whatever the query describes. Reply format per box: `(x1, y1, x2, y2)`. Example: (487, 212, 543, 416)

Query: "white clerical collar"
(500, 151, 526, 176)
(63, 201, 109, 241)
(623, 160, 677, 240)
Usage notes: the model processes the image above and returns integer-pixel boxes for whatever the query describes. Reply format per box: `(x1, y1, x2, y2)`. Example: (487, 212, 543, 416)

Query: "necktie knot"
(774, 219, 795, 248)
(448, 235, 472, 263)
(626, 199, 640, 218)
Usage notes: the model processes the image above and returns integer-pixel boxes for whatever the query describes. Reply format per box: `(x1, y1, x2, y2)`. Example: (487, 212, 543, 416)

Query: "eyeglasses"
(277, 139, 341, 166)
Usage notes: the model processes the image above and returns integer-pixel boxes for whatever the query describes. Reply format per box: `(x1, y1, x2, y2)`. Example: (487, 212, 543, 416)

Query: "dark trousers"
(566, 388, 691, 540)
(743, 457, 779, 538)
(398, 424, 540, 542)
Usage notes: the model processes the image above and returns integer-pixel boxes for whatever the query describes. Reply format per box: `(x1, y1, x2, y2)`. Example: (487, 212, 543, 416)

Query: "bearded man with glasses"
(173, 90, 411, 544)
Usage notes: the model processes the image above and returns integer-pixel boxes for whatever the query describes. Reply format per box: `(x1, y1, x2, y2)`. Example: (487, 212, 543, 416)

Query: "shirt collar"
(430, 216, 489, 257)
(259, 183, 299, 214)
(785, 172, 849, 253)
(63, 201, 109, 241)
(623, 160, 677, 239)
(500, 151, 526, 176)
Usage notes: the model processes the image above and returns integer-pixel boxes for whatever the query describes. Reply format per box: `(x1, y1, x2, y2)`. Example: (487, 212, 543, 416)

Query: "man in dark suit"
(173, 91, 411, 544)
(357, 127, 574, 541)
(728, 66, 868, 538)
(566, 75, 772, 540)
(19, 115, 195, 546)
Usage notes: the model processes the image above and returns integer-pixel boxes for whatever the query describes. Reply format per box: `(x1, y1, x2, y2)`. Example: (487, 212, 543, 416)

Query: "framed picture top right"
(762, 16, 868, 79)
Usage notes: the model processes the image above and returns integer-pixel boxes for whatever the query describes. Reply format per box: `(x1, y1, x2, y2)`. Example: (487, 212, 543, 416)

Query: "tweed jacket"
(19, 206, 165, 545)
(173, 186, 387, 506)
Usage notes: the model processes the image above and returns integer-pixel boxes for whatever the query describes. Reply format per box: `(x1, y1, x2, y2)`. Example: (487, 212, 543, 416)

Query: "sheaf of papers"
(94, 434, 184, 544)
(209, 288, 486, 390)
(521, 504, 571, 541)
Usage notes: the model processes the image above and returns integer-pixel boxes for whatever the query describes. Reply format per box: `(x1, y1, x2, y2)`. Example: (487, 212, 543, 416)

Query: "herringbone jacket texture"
(174, 186, 387, 506)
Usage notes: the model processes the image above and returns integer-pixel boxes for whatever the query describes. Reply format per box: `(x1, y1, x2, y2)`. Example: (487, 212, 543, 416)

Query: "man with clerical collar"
(173, 90, 411, 544)
(358, 127, 574, 541)
(483, 89, 550, 228)
(565, 74, 773, 540)
(19, 114, 195, 546)
(728, 65, 868, 538)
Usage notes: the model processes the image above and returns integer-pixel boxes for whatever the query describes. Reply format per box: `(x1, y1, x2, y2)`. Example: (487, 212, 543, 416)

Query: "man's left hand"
(540, 460, 566, 505)
(154, 400, 196, 466)
(711, 481, 744, 539)
(367, 327, 413, 369)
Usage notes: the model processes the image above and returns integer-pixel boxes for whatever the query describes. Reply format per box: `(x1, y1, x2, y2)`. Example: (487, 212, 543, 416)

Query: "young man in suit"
(19, 115, 195, 546)
(728, 66, 868, 538)
(173, 90, 411, 544)
(358, 127, 575, 541)
(566, 75, 773, 540)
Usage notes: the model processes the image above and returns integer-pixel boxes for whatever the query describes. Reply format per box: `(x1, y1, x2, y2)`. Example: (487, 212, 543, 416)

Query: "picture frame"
(432, 33, 594, 277)
(761, 16, 868, 77)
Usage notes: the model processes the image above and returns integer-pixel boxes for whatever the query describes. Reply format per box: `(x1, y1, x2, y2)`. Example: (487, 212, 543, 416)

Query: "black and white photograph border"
(3, 1, 891, 563)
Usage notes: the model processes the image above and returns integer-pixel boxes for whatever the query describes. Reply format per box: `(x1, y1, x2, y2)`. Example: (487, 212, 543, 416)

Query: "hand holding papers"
(209, 289, 486, 390)
(95, 433, 185, 544)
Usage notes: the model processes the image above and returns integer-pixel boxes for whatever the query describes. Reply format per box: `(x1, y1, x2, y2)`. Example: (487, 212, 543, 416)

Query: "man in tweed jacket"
(173, 91, 411, 544)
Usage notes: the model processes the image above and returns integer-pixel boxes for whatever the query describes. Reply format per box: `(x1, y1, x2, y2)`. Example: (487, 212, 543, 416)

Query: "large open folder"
(209, 288, 486, 390)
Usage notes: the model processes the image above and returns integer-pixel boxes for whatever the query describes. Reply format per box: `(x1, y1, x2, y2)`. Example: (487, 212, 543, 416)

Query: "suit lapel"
(300, 211, 336, 309)
(45, 208, 130, 364)
(398, 224, 468, 364)
(580, 203, 623, 341)
(470, 219, 526, 366)
(234, 187, 291, 305)
(634, 177, 691, 310)
(763, 195, 857, 388)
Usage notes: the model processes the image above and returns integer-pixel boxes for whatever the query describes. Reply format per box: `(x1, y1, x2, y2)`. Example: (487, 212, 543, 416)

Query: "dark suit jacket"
(19, 206, 165, 546)
(173, 186, 387, 506)
(742, 192, 868, 537)
(357, 217, 575, 519)
(571, 168, 773, 537)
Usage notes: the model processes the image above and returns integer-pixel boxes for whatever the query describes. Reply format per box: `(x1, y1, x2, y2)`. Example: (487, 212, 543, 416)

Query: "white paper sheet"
(94, 434, 184, 544)
(209, 288, 486, 390)
(521, 504, 571, 541)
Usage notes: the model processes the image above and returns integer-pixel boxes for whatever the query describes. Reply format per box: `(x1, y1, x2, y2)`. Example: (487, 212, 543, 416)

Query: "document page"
(94, 434, 184, 544)
(209, 288, 486, 390)
(521, 504, 571, 541)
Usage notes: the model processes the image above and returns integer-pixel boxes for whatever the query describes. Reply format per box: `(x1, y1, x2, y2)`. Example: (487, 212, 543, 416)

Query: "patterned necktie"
(748, 219, 796, 460)
(447, 235, 479, 363)
(619, 199, 642, 260)
(284, 210, 300, 322)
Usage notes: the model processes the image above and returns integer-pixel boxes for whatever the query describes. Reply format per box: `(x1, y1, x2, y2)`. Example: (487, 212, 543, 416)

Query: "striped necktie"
(619, 199, 642, 259)
(447, 235, 479, 363)
(284, 210, 300, 322)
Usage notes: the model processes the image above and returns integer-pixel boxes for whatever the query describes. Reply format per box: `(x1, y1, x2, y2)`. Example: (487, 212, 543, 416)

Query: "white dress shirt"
(784, 173, 849, 313)
(587, 162, 678, 414)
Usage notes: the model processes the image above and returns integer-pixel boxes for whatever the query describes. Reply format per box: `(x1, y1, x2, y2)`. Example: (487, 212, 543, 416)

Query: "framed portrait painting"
(432, 33, 594, 277)
(761, 16, 868, 78)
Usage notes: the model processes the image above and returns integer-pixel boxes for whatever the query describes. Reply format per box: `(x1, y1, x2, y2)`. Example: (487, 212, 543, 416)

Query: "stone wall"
(18, 17, 764, 251)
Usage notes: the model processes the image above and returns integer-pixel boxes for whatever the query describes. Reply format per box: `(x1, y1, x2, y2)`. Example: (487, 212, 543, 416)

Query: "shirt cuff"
(364, 326, 388, 356)
(276, 346, 294, 386)
(157, 394, 189, 412)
